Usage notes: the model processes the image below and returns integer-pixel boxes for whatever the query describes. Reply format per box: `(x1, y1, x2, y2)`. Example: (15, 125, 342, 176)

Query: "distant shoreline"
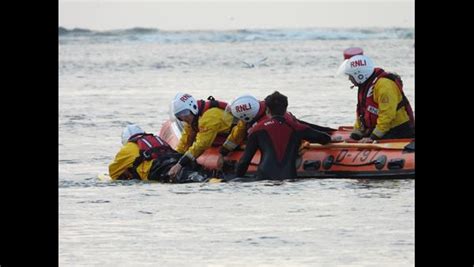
(58, 27, 414, 45)
(59, 26, 415, 34)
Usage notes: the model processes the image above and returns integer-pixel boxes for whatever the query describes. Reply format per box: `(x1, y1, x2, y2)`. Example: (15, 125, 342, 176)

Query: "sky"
(59, 0, 414, 31)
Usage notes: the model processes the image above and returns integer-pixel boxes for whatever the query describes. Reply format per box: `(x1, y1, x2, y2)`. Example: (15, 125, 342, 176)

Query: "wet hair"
(264, 91, 288, 116)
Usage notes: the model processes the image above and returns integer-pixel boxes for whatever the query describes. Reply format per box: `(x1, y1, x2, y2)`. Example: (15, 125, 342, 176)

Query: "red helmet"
(343, 47, 364, 59)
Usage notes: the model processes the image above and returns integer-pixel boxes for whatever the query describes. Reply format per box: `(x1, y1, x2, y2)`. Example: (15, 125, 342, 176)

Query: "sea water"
(59, 27, 414, 266)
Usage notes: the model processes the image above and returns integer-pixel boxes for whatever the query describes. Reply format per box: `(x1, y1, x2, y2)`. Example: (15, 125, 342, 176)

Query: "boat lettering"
(335, 149, 380, 163)
(335, 149, 348, 162)
(353, 149, 371, 162)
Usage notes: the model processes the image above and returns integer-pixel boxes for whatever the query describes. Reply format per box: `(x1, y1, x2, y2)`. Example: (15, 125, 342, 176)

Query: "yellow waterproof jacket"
(108, 142, 152, 180)
(176, 107, 234, 160)
(354, 77, 411, 138)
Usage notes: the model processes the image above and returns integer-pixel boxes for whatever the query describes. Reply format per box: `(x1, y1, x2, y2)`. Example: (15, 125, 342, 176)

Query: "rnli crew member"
(109, 124, 206, 182)
(337, 53, 415, 143)
(217, 94, 338, 169)
(234, 91, 331, 179)
(167, 93, 234, 179)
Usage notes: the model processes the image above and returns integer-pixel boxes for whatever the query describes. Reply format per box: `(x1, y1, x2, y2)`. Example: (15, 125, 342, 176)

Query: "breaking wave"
(59, 27, 414, 44)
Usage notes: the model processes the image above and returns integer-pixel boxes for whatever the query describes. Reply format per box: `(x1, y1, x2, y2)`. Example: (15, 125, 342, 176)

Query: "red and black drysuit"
(235, 114, 331, 179)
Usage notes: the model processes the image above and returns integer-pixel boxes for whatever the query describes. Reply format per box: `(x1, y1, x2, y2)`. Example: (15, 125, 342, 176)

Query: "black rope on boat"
(331, 160, 377, 167)
(323, 155, 387, 170)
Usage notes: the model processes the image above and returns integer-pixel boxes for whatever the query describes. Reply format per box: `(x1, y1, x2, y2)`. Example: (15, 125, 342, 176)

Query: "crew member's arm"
(292, 112, 336, 133)
(175, 122, 194, 154)
(371, 78, 400, 139)
(353, 116, 363, 132)
(178, 117, 221, 167)
(235, 131, 259, 177)
(290, 119, 331, 144)
(219, 120, 247, 156)
(350, 116, 364, 140)
(298, 127, 332, 145)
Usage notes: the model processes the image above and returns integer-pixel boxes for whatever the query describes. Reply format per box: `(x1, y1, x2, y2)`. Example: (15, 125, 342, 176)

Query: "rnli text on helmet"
(350, 59, 367, 68)
(235, 103, 252, 113)
(180, 94, 192, 102)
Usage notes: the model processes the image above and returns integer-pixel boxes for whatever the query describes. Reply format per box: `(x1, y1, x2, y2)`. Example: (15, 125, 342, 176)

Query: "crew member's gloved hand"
(350, 130, 363, 140)
(359, 137, 376, 143)
(167, 163, 183, 180)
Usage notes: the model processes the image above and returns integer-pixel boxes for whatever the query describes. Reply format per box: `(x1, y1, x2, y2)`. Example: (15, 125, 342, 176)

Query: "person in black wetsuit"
(217, 94, 338, 168)
(234, 91, 331, 180)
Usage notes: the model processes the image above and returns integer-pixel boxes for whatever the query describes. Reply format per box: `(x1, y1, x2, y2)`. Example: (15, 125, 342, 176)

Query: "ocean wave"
(59, 27, 414, 44)
(59, 26, 159, 36)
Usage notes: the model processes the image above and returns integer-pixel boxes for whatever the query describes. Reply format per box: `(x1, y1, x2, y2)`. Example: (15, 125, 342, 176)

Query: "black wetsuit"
(235, 114, 331, 180)
(148, 152, 207, 183)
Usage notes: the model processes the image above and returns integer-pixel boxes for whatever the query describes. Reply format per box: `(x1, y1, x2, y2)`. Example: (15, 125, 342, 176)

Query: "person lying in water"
(108, 124, 207, 183)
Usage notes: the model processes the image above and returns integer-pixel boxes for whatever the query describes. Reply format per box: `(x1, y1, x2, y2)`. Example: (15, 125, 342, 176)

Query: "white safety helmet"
(337, 54, 375, 85)
(226, 94, 260, 122)
(121, 124, 145, 145)
(171, 92, 199, 118)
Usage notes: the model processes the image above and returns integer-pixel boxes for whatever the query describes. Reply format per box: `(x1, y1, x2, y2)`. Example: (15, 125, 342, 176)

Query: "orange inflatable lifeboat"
(159, 120, 414, 179)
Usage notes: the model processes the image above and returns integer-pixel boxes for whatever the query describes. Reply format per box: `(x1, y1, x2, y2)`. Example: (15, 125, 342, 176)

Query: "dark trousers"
(381, 122, 415, 139)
